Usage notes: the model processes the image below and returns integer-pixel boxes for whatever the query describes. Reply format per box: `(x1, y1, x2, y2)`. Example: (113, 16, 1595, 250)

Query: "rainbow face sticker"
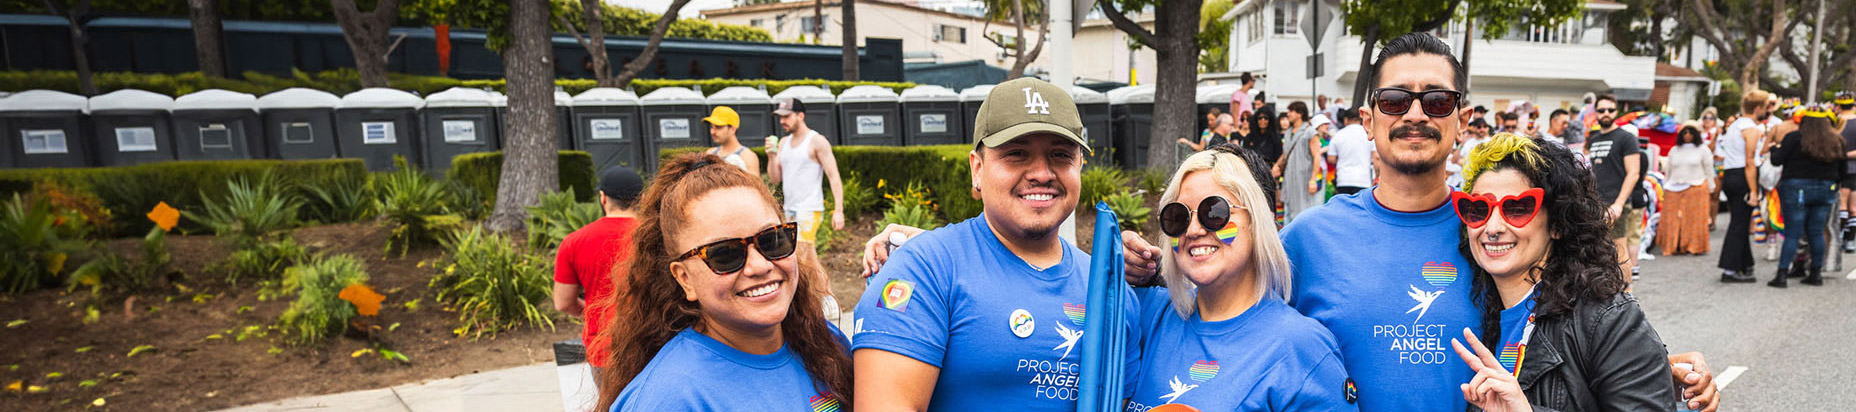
(1170, 221, 1244, 253)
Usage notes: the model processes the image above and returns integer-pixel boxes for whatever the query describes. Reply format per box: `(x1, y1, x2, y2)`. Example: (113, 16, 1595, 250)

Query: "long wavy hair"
(1798, 114, 1846, 163)
(595, 153, 853, 411)
(1157, 144, 1291, 318)
(1457, 134, 1625, 347)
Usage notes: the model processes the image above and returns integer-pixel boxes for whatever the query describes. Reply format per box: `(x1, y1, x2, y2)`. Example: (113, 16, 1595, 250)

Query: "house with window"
(1221, 0, 1662, 117)
(703, 1, 1158, 87)
(703, 1, 1044, 69)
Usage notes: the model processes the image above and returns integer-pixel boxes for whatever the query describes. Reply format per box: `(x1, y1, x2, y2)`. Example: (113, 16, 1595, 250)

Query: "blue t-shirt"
(1496, 291, 1539, 373)
(611, 327, 849, 412)
(853, 214, 1142, 411)
(1124, 288, 1358, 412)
(1280, 188, 1479, 412)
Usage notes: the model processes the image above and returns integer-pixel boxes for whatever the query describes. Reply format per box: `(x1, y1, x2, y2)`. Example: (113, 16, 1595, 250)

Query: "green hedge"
(446, 150, 596, 206)
(0, 70, 915, 100)
(0, 159, 366, 236)
(661, 145, 981, 223)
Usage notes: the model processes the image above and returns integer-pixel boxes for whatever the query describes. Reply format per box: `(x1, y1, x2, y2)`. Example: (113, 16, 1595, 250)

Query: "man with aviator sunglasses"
(1117, 32, 1721, 412)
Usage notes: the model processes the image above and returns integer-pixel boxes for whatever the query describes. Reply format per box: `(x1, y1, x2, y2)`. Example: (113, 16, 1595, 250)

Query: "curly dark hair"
(1456, 135, 1626, 348)
(595, 153, 853, 411)
(1208, 142, 1279, 206)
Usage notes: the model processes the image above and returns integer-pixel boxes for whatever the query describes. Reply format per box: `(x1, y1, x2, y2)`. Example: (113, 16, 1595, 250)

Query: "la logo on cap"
(1023, 87, 1050, 115)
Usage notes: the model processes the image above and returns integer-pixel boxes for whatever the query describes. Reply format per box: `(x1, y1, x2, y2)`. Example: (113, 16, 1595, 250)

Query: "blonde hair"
(1157, 150, 1293, 319)
(1741, 89, 1771, 114)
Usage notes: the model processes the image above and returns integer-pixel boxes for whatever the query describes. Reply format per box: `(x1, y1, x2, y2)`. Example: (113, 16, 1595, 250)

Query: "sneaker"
(1843, 242, 1855, 254)
(1720, 270, 1758, 283)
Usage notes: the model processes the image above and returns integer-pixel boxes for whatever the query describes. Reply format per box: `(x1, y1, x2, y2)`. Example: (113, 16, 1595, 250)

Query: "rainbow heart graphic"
(1063, 303, 1086, 326)
(1188, 360, 1219, 382)
(1421, 261, 1458, 288)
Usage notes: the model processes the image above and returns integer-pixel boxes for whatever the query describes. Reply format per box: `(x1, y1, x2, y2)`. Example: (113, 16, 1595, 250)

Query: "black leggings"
(1719, 170, 1755, 271)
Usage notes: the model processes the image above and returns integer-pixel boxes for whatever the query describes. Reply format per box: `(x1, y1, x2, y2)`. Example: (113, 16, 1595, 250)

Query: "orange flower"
(338, 283, 386, 316)
(147, 202, 179, 232)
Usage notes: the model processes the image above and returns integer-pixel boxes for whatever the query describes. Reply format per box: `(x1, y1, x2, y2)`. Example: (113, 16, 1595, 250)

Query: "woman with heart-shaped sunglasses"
(1447, 133, 1677, 412)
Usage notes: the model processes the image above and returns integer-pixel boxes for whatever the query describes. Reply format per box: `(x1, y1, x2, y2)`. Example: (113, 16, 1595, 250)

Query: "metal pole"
(1055, 0, 1078, 244)
(1807, 0, 1825, 103)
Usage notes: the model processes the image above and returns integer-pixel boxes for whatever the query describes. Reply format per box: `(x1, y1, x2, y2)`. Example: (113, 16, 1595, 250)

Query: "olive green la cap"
(974, 77, 1090, 154)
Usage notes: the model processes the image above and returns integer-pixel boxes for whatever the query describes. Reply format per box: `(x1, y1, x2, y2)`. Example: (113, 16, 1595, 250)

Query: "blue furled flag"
(1077, 202, 1127, 412)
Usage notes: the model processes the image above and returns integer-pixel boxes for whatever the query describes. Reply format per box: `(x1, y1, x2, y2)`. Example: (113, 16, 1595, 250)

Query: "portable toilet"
(421, 87, 503, 173)
(899, 85, 962, 146)
(553, 89, 574, 150)
(0, 90, 91, 168)
(1107, 85, 1155, 169)
(1070, 86, 1112, 165)
(704, 86, 775, 148)
(171, 89, 263, 161)
(89, 89, 177, 166)
(958, 85, 995, 144)
(335, 88, 423, 172)
(638, 87, 709, 172)
(836, 85, 902, 147)
(257, 88, 342, 160)
(485, 89, 573, 150)
(769, 86, 838, 144)
(571, 88, 645, 173)
(1195, 83, 1242, 134)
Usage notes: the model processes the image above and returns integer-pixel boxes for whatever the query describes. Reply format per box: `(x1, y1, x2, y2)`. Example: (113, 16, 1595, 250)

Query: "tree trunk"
(611, 0, 693, 85)
(841, 0, 859, 81)
(1739, 0, 1789, 91)
(1348, 24, 1379, 111)
(1460, 18, 1473, 91)
(583, 0, 612, 87)
(331, 0, 399, 88)
(813, 0, 824, 45)
(52, 0, 96, 95)
(188, 0, 226, 78)
(486, 0, 560, 233)
(1008, 0, 1028, 77)
(1144, 0, 1202, 173)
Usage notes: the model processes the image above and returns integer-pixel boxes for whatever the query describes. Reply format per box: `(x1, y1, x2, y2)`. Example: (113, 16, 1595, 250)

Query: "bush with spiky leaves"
(432, 226, 555, 339)
(277, 255, 369, 346)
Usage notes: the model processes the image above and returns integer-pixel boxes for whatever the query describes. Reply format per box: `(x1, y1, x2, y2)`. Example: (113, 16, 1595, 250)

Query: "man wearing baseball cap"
(702, 106, 760, 175)
(552, 165, 644, 379)
(766, 96, 847, 318)
(852, 77, 1139, 411)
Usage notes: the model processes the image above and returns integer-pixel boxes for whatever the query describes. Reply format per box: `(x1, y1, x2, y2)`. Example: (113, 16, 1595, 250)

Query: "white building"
(701, 0, 1158, 85)
(1219, 0, 1664, 117)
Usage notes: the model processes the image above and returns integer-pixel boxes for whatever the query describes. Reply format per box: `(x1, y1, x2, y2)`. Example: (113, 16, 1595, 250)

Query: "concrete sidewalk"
(213, 362, 592, 412)
(216, 310, 860, 412)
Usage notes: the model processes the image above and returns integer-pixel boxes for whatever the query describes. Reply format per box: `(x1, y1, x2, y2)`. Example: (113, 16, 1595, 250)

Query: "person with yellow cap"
(703, 106, 760, 175)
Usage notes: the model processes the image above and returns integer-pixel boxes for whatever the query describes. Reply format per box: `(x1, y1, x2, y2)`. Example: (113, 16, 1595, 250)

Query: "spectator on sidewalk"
(703, 106, 760, 175)
(1274, 102, 1322, 223)
(765, 97, 847, 314)
(1583, 94, 1645, 287)
(553, 166, 645, 375)
(1182, 113, 1236, 152)
(1658, 123, 1714, 256)
(596, 153, 851, 412)
(1244, 106, 1284, 165)
(1231, 72, 1257, 120)
(1326, 110, 1373, 196)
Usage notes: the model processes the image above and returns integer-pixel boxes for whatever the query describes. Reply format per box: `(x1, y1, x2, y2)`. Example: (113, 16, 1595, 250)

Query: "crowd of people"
(540, 32, 1764, 411)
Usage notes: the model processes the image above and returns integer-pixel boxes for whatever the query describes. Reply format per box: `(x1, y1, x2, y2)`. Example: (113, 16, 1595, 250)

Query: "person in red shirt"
(553, 165, 645, 372)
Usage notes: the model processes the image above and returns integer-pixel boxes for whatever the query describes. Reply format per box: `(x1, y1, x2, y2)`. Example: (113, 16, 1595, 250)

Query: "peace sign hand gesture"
(1451, 328, 1533, 412)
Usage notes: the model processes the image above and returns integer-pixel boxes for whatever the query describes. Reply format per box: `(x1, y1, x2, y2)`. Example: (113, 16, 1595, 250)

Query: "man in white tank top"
(766, 97, 846, 311)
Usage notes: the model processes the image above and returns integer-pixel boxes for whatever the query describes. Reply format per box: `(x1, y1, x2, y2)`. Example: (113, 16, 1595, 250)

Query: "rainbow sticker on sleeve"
(880, 279, 914, 312)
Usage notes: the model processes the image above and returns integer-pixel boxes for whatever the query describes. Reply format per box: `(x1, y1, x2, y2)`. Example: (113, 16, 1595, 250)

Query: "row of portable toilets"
(0, 82, 1253, 174)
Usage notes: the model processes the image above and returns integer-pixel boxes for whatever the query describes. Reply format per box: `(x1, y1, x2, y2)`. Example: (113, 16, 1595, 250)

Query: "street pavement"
(1633, 220, 1856, 411)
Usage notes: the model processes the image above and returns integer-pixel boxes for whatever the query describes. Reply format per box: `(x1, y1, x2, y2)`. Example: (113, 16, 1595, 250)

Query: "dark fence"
(0, 14, 902, 82)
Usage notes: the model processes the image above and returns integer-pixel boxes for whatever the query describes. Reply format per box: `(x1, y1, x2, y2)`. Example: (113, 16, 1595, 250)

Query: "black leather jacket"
(1478, 293, 1679, 412)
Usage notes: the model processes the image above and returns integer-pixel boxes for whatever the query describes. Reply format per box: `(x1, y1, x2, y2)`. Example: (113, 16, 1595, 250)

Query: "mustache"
(1389, 123, 1443, 140)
